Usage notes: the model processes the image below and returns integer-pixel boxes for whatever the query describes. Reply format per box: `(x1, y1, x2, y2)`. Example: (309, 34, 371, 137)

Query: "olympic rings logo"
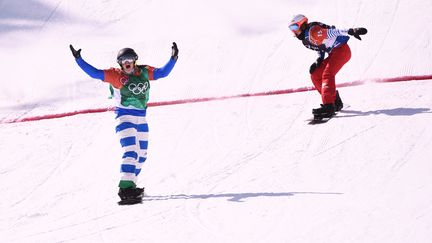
(120, 76, 129, 85)
(128, 82, 149, 95)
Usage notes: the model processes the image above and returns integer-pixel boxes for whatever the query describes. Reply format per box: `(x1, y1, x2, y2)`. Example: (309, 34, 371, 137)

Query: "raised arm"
(70, 44, 105, 81)
(153, 42, 178, 80)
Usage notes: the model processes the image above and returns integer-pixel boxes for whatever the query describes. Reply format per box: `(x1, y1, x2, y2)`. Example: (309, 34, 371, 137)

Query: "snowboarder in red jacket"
(289, 14, 367, 118)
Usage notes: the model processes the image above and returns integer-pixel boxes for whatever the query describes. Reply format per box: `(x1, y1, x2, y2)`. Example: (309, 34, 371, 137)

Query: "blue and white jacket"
(298, 22, 350, 59)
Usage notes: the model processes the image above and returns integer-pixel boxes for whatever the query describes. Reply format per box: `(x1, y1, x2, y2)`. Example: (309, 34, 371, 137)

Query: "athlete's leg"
(321, 44, 351, 104)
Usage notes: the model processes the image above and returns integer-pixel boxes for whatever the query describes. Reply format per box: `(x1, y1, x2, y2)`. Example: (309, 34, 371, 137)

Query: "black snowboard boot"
(312, 104, 335, 118)
(335, 90, 343, 112)
(118, 187, 144, 201)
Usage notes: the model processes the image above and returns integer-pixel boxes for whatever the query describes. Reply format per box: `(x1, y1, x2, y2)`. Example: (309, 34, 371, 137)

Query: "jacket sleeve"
(75, 57, 105, 81)
(152, 57, 177, 80)
(327, 28, 350, 38)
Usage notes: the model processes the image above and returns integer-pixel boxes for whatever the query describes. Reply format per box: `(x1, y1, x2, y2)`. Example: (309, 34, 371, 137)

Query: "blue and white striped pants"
(115, 108, 149, 187)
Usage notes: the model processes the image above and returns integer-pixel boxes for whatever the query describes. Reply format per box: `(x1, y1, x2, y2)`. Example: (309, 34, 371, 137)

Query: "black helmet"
(117, 48, 138, 64)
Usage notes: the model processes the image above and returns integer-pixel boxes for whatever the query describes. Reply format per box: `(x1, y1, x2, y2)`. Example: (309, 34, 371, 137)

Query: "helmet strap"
(295, 23, 308, 40)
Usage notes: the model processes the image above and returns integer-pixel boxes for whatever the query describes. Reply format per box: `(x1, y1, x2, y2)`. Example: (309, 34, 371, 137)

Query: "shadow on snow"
(143, 191, 343, 202)
(339, 107, 431, 117)
(0, 0, 64, 34)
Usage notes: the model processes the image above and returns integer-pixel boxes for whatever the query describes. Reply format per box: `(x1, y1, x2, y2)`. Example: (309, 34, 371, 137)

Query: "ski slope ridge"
(2, 75, 431, 124)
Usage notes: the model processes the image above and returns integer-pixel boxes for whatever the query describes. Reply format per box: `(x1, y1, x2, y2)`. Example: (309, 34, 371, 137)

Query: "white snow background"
(1, 0, 432, 242)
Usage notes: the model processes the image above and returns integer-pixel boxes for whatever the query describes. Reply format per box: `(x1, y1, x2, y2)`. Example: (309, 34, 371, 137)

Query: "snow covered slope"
(1, 0, 432, 242)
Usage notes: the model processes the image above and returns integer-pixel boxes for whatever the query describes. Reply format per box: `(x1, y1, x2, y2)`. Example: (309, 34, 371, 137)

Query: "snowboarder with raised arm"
(69, 43, 178, 204)
(288, 14, 367, 121)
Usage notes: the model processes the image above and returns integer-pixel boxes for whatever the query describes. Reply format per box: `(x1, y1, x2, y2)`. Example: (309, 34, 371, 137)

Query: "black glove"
(348, 28, 367, 40)
(171, 42, 178, 60)
(69, 44, 81, 59)
(309, 57, 323, 74)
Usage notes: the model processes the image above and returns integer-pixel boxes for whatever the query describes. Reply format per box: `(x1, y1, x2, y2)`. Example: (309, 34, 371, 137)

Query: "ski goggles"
(289, 23, 300, 31)
(120, 58, 136, 64)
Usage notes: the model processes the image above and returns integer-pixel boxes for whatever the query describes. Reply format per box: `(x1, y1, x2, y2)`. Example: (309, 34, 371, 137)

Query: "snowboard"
(118, 197, 143, 205)
(307, 116, 333, 124)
